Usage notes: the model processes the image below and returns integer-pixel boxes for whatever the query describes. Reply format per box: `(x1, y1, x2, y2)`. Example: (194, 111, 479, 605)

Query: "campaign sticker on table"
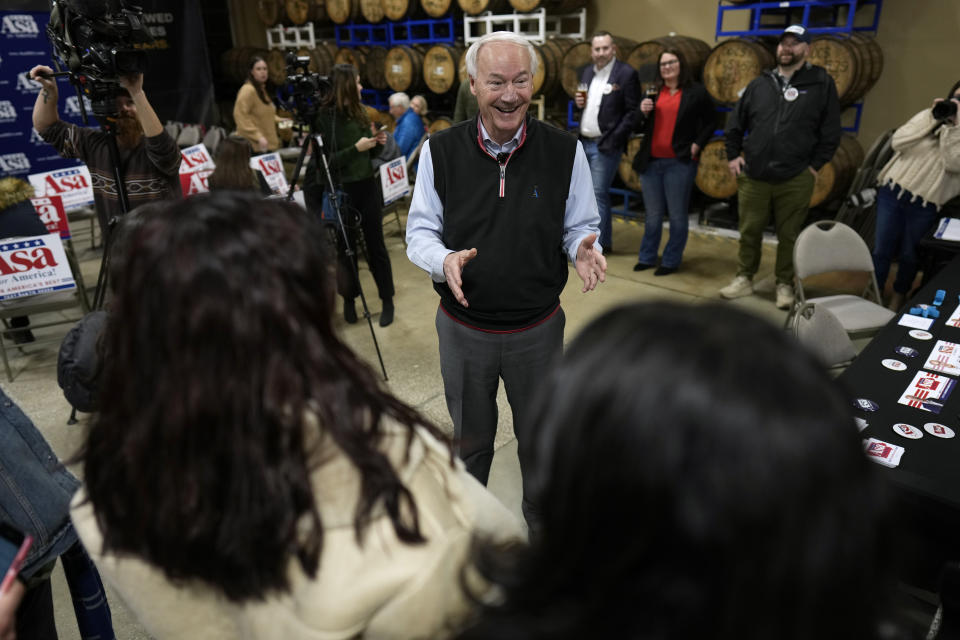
(898, 370, 956, 414)
(863, 438, 905, 468)
(892, 423, 923, 439)
(924, 422, 956, 439)
(896, 346, 920, 358)
(909, 329, 934, 341)
(853, 398, 879, 412)
(882, 359, 908, 371)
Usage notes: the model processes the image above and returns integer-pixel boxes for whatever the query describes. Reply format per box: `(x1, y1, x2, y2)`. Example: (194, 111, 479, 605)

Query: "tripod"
(286, 121, 389, 381)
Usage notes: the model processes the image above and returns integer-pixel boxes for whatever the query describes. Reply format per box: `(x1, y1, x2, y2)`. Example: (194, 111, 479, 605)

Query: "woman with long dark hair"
(632, 48, 715, 275)
(872, 79, 960, 310)
(207, 135, 260, 191)
(459, 302, 895, 640)
(233, 56, 280, 153)
(309, 63, 396, 327)
(71, 192, 522, 640)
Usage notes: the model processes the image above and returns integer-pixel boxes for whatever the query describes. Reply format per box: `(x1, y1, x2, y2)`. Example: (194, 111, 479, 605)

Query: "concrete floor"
(0, 211, 790, 638)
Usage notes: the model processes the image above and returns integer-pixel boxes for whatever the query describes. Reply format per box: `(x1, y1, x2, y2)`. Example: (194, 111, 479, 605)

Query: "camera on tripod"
(46, 0, 154, 118)
(278, 52, 332, 124)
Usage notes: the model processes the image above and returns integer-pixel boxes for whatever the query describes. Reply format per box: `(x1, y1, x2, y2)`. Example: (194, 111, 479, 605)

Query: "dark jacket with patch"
(429, 116, 577, 331)
(725, 62, 841, 182)
(578, 59, 641, 155)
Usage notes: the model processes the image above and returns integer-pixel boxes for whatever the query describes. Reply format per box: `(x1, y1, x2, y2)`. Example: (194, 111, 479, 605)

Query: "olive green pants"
(736, 170, 816, 285)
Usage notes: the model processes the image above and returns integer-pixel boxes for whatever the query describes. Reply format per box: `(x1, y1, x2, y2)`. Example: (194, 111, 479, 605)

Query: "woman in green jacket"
(312, 64, 396, 327)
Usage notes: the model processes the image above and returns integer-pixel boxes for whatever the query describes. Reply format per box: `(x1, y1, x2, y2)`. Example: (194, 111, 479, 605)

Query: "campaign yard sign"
(27, 166, 94, 210)
(250, 152, 288, 195)
(179, 143, 215, 174)
(379, 156, 410, 205)
(30, 195, 71, 239)
(0, 234, 75, 301)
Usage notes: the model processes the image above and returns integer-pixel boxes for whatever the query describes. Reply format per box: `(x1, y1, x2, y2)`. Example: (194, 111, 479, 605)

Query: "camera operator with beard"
(29, 65, 182, 234)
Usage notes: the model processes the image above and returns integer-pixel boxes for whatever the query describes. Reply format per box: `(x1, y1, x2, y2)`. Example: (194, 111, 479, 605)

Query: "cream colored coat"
(71, 421, 523, 639)
(877, 108, 960, 209)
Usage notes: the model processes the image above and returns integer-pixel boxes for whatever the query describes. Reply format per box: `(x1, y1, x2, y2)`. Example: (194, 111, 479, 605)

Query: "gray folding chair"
(787, 220, 896, 337)
(791, 302, 857, 371)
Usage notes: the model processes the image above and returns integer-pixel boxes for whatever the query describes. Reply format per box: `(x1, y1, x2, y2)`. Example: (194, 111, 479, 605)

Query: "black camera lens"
(933, 100, 958, 121)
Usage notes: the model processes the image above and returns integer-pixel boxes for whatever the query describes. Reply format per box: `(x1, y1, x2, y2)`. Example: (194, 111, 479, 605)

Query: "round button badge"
(853, 398, 879, 412)
(924, 423, 956, 439)
(909, 330, 934, 341)
(893, 423, 923, 439)
(882, 359, 907, 371)
(895, 346, 920, 358)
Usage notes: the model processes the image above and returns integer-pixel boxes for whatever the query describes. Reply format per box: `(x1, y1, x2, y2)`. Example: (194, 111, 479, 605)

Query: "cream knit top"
(877, 108, 960, 210)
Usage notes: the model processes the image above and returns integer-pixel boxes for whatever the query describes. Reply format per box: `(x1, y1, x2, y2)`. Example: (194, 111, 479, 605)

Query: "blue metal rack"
(716, 0, 882, 39)
(335, 15, 457, 48)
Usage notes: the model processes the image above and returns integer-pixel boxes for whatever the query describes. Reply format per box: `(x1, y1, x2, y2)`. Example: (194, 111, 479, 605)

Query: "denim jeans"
(637, 158, 698, 269)
(581, 138, 620, 250)
(872, 184, 940, 294)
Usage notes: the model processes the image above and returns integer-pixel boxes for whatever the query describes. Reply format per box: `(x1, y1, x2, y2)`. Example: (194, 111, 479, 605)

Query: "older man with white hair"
(406, 31, 606, 528)
(388, 91, 424, 159)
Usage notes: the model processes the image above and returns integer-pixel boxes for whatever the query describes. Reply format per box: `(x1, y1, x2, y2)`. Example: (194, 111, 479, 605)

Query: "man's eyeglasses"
(659, 60, 679, 68)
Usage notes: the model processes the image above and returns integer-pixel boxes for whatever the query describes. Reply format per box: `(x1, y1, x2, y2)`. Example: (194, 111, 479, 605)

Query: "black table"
(839, 254, 960, 588)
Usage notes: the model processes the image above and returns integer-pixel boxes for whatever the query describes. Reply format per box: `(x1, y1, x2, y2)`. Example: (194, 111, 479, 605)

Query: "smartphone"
(0, 523, 32, 593)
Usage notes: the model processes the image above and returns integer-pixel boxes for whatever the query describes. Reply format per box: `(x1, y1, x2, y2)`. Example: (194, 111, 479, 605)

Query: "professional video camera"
(46, 0, 154, 118)
(277, 52, 331, 124)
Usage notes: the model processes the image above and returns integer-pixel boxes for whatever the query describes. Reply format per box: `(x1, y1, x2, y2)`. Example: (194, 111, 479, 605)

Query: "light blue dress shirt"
(405, 118, 601, 282)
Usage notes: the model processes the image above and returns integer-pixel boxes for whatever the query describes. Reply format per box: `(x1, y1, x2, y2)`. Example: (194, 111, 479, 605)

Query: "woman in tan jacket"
(233, 56, 280, 152)
(72, 192, 523, 639)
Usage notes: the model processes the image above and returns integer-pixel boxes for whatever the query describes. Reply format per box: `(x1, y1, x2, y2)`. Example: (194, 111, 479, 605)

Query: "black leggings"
(335, 176, 395, 301)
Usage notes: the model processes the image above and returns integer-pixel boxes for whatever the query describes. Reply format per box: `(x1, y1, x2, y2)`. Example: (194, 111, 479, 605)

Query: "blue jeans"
(873, 184, 940, 294)
(637, 158, 698, 269)
(581, 138, 620, 250)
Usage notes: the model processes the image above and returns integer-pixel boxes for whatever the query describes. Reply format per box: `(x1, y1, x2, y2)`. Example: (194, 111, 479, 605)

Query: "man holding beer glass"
(575, 31, 640, 253)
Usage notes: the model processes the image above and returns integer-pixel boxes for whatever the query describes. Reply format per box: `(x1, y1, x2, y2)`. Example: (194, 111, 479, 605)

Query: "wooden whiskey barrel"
(508, 0, 587, 13)
(457, 0, 510, 14)
(258, 0, 285, 25)
(381, 0, 422, 21)
(617, 136, 644, 193)
(421, 0, 455, 17)
(266, 48, 288, 85)
(364, 47, 390, 90)
(537, 38, 575, 97)
(358, 0, 385, 22)
(702, 38, 775, 104)
(308, 40, 337, 75)
(696, 138, 738, 200)
(625, 35, 712, 90)
(220, 47, 271, 84)
(335, 46, 371, 84)
(457, 48, 469, 83)
(423, 44, 464, 94)
(810, 134, 864, 206)
(385, 45, 425, 92)
(808, 34, 884, 105)
(560, 36, 638, 98)
(428, 116, 453, 135)
(284, 0, 326, 24)
(326, 0, 358, 23)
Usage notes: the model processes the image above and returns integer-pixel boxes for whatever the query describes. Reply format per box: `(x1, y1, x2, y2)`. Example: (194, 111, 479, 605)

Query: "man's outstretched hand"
(575, 233, 606, 292)
(443, 248, 478, 307)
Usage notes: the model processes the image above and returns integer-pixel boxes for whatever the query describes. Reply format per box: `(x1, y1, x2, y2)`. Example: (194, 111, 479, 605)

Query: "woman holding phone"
(631, 48, 715, 276)
(306, 64, 396, 327)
